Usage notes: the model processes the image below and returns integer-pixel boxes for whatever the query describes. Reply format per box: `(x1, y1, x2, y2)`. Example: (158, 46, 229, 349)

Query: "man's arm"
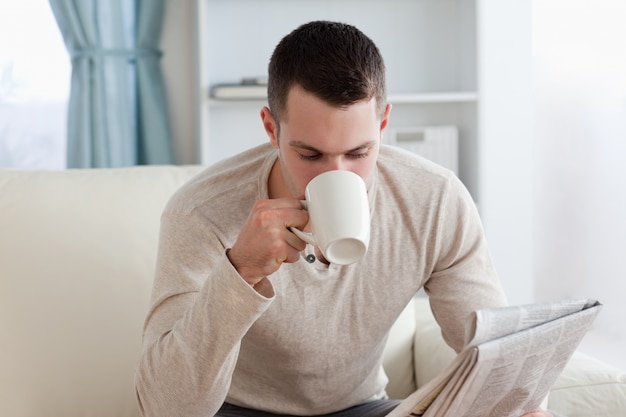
(423, 174, 508, 353)
(135, 198, 307, 417)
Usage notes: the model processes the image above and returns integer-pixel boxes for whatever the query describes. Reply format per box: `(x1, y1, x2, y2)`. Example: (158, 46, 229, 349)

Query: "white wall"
(478, 0, 534, 305)
(533, 0, 626, 340)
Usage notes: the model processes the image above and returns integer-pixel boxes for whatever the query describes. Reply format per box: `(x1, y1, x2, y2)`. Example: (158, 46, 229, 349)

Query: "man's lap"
(216, 402, 569, 417)
(215, 400, 402, 417)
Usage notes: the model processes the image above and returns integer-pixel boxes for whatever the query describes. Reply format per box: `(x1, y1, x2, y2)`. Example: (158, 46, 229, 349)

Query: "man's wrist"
(226, 248, 264, 287)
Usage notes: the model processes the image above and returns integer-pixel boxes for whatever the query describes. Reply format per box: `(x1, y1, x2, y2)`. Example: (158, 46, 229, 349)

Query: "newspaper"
(386, 299, 602, 417)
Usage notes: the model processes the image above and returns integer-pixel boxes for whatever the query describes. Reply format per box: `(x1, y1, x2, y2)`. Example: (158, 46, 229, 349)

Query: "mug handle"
(289, 227, 316, 246)
(289, 199, 315, 245)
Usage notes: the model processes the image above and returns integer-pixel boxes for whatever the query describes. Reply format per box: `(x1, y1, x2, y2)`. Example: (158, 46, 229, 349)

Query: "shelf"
(198, 0, 480, 173)
(388, 92, 478, 104)
(207, 98, 267, 106)
(206, 92, 478, 107)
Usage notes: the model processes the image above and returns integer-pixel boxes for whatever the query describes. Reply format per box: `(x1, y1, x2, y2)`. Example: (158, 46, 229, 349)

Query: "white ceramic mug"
(290, 170, 370, 265)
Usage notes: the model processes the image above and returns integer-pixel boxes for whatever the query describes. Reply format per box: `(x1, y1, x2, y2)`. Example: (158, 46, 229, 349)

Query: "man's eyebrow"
(288, 140, 377, 154)
(289, 141, 320, 153)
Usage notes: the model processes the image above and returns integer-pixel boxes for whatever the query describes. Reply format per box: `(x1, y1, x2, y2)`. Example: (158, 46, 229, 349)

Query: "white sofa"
(1, 165, 624, 417)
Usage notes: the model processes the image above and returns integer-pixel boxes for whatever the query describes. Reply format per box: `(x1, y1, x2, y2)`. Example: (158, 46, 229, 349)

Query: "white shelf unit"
(194, 0, 534, 304)
(196, 0, 480, 197)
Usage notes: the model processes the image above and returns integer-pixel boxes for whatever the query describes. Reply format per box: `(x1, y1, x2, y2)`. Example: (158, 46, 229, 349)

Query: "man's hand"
(227, 198, 308, 286)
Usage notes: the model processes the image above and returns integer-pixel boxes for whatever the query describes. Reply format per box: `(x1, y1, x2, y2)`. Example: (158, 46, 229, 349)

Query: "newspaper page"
(386, 299, 602, 417)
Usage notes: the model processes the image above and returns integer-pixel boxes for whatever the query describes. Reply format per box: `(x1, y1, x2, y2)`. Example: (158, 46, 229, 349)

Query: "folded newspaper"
(387, 298, 602, 417)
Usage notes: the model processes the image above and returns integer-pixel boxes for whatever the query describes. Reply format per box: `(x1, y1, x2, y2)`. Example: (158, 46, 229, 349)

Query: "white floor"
(577, 328, 626, 372)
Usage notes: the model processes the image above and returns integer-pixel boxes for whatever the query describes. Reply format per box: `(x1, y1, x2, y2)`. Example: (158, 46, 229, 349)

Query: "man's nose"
(326, 157, 347, 171)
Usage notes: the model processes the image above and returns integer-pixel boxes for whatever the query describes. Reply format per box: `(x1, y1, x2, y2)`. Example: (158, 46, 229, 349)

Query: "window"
(0, 1, 70, 169)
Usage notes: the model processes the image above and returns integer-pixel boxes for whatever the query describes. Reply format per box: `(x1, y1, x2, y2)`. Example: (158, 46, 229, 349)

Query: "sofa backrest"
(0, 165, 420, 416)
(0, 166, 204, 417)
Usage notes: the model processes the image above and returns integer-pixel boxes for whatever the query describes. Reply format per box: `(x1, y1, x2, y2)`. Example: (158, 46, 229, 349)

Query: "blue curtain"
(49, 0, 173, 168)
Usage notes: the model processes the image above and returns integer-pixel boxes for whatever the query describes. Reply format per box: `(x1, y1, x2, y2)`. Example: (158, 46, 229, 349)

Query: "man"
(135, 21, 555, 417)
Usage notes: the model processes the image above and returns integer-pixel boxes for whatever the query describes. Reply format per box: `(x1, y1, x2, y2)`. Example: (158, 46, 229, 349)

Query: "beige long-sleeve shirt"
(135, 143, 507, 416)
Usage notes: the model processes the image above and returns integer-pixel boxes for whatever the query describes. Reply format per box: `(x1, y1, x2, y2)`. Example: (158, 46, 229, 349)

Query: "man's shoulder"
(166, 143, 275, 215)
(376, 144, 475, 207)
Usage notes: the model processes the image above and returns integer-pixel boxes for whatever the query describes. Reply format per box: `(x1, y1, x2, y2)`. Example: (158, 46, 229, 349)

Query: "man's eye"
(298, 153, 322, 161)
(348, 152, 369, 160)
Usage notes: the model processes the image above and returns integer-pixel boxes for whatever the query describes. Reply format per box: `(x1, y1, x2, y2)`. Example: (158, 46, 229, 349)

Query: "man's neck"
(268, 158, 290, 199)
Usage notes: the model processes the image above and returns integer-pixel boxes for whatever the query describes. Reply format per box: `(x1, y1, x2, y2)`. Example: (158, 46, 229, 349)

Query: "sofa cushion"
(412, 297, 456, 389)
(0, 166, 203, 417)
(548, 351, 626, 417)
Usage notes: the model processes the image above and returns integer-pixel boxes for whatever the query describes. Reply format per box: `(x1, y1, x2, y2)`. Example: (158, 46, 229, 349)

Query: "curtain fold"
(49, 0, 173, 168)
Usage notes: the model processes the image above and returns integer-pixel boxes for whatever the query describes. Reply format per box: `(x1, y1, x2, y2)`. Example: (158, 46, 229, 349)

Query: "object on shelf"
(241, 76, 268, 85)
(211, 77, 268, 100)
(388, 126, 459, 174)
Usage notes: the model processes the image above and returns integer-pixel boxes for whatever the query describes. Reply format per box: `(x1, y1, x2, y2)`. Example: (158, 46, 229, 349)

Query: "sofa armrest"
(383, 299, 418, 399)
(412, 297, 456, 389)
(548, 351, 626, 417)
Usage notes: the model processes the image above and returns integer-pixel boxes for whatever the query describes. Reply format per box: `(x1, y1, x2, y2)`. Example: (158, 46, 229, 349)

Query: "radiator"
(388, 126, 459, 174)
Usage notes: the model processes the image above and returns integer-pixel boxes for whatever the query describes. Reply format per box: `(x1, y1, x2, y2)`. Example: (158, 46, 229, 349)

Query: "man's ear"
(260, 106, 279, 148)
(380, 103, 392, 133)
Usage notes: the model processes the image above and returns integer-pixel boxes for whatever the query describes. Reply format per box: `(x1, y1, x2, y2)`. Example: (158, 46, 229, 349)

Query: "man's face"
(264, 85, 391, 198)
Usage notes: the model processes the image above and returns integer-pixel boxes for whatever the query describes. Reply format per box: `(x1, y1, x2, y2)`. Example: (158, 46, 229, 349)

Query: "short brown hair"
(267, 21, 387, 125)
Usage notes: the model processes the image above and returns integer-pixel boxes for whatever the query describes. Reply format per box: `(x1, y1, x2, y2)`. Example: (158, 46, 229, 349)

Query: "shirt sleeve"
(423, 174, 508, 353)
(135, 208, 274, 417)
